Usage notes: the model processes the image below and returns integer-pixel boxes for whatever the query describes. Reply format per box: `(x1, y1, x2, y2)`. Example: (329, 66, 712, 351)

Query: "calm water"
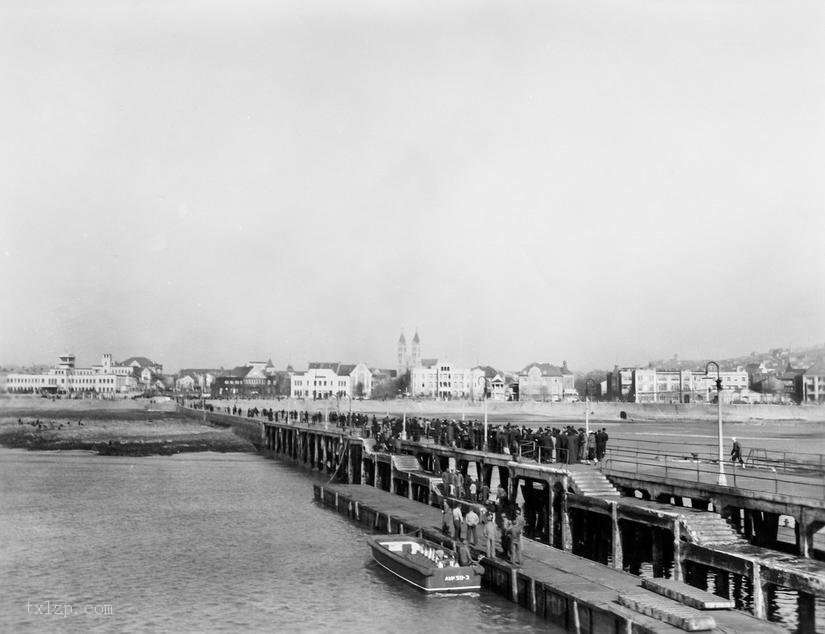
(0, 449, 555, 633)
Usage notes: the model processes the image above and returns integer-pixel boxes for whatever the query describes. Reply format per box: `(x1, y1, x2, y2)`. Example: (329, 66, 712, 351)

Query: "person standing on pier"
(596, 428, 608, 461)
(452, 504, 464, 541)
(483, 512, 497, 558)
(442, 500, 452, 536)
(464, 507, 479, 545)
(509, 508, 525, 566)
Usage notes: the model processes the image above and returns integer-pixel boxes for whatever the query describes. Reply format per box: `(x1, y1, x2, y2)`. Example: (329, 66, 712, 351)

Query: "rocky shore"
(0, 404, 256, 456)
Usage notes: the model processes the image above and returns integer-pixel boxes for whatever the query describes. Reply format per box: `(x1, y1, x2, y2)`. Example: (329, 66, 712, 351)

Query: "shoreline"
(0, 411, 256, 457)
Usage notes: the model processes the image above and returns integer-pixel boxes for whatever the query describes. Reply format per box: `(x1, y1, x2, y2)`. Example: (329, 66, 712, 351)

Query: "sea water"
(0, 448, 555, 633)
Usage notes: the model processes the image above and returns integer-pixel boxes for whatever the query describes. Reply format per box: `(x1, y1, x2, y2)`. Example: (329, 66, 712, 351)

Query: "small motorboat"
(368, 534, 484, 593)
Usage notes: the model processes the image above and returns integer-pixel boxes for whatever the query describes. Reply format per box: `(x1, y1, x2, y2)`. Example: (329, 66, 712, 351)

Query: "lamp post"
(482, 375, 489, 452)
(584, 378, 597, 436)
(401, 409, 407, 440)
(705, 361, 727, 486)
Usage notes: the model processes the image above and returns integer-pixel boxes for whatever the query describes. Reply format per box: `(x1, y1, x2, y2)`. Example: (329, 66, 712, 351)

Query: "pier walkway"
(316, 481, 783, 633)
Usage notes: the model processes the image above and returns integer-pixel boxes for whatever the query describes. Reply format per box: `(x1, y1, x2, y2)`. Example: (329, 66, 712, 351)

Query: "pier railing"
(602, 443, 825, 502)
(607, 438, 825, 475)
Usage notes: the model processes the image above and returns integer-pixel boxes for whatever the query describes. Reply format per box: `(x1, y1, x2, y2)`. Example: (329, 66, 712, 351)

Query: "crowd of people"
(440, 482, 527, 565)
(184, 401, 611, 465)
(184, 401, 617, 566)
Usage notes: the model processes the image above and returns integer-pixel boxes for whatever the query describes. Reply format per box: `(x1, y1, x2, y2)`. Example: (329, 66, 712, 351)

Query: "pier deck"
(315, 482, 783, 633)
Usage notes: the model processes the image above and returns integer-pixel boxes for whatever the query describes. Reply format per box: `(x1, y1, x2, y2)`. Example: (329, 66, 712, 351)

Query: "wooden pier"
(314, 482, 783, 633)
(177, 407, 825, 631)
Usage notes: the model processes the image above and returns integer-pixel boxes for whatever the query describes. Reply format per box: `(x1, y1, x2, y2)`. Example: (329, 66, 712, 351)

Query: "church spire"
(411, 330, 421, 367)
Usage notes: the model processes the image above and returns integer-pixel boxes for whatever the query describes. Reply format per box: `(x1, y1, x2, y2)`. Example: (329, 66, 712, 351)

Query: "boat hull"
(369, 535, 482, 593)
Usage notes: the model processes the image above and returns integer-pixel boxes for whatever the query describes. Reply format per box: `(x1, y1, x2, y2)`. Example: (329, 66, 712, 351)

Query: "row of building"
(4, 335, 825, 404)
(605, 361, 825, 405)
(3, 354, 165, 395)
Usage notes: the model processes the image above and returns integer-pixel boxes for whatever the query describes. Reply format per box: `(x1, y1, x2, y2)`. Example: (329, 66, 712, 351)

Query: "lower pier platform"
(313, 483, 783, 634)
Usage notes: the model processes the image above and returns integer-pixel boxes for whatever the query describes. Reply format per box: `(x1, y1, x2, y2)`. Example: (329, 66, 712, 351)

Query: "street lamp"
(481, 375, 489, 452)
(584, 378, 597, 436)
(705, 361, 727, 486)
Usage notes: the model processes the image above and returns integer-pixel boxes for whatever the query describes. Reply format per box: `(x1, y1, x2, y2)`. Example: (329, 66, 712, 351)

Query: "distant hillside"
(0, 364, 50, 374)
(646, 343, 825, 373)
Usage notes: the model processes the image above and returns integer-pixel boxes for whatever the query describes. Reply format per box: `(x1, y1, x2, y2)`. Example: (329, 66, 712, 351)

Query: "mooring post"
(510, 568, 518, 603)
(571, 599, 581, 634)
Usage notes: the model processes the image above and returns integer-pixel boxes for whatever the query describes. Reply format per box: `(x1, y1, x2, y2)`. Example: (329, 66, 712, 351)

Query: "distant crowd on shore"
(15, 417, 86, 432)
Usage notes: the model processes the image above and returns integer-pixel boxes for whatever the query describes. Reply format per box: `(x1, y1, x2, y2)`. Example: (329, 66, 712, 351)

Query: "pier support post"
(797, 591, 816, 633)
(672, 519, 682, 582)
(744, 509, 754, 541)
(611, 501, 623, 570)
(561, 476, 572, 552)
(652, 528, 664, 578)
(547, 483, 555, 549)
(407, 473, 413, 500)
(713, 570, 729, 598)
(751, 561, 766, 620)
(796, 511, 815, 558)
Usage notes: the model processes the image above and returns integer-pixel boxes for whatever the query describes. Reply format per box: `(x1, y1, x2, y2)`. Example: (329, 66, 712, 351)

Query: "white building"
(290, 362, 373, 399)
(517, 362, 577, 402)
(630, 366, 750, 403)
(410, 360, 486, 400)
(5, 353, 139, 395)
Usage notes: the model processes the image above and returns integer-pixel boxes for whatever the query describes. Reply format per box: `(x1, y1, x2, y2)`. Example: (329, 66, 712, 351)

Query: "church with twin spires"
(397, 331, 423, 375)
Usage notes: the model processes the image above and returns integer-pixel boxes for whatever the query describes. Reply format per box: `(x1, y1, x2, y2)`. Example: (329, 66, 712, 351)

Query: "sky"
(1, 0, 824, 373)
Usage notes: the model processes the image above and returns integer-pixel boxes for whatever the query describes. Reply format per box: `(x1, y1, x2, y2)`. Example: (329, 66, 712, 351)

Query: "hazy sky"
(2, 0, 823, 373)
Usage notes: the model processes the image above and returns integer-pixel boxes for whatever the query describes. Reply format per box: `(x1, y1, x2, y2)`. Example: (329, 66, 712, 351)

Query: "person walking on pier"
(730, 437, 745, 467)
